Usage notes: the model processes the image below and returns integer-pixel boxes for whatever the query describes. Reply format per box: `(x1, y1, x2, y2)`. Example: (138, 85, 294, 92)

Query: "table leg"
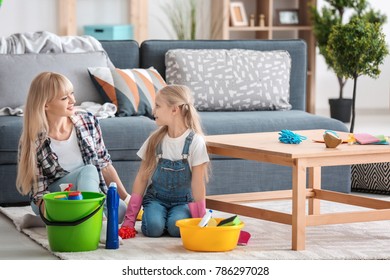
(308, 167, 321, 215)
(292, 160, 306, 250)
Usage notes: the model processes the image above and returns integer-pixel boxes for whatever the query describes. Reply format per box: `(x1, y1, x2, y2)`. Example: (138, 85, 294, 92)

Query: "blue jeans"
(31, 164, 126, 223)
(141, 197, 191, 237)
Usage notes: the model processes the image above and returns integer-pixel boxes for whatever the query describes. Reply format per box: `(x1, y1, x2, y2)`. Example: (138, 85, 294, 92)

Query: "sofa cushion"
(165, 49, 292, 111)
(99, 116, 157, 160)
(0, 52, 112, 108)
(199, 110, 348, 136)
(88, 67, 166, 118)
(0, 116, 23, 164)
(0, 115, 158, 164)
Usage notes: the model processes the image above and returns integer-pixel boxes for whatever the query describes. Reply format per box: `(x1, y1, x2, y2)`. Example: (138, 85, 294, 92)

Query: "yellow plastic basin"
(176, 218, 244, 252)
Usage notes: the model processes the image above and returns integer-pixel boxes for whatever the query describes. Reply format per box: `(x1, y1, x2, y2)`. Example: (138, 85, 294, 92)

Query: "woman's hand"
(102, 164, 130, 201)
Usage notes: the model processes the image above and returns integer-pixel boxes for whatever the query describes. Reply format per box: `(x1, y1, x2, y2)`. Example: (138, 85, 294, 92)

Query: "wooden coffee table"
(205, 129, 390, 250)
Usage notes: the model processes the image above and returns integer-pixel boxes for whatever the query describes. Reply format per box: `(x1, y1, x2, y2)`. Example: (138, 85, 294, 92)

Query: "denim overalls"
(141, 131, 195, 237)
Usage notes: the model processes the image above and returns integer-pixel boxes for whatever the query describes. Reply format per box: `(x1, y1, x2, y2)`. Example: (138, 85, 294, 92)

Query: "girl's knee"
(141, 214, 166, 237)
(167, 224, 181, 237)
(142, 223, 165, 237)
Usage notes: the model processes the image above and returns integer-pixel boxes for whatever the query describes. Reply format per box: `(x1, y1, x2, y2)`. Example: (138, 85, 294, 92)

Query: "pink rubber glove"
(119, 193, 143, 239)
(188, 200, 206, 218)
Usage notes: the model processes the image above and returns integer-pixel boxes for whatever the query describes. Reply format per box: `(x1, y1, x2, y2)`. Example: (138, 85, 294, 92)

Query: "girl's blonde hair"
(143, 85, 208, 179)
(16, 72, 73, 195)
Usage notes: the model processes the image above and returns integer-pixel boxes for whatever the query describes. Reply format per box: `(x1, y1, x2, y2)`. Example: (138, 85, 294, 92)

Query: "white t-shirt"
(50, 127, 84, 172)
(137, 129, 209, 169)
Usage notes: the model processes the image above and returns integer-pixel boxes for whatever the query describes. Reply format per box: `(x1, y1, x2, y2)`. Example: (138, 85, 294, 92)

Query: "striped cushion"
(88, 67, 166, 117)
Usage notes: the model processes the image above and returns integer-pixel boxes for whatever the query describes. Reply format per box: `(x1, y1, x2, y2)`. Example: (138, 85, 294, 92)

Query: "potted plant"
(310, 0, 386, 122)
(327, 17, 388, 132)
(162, 0, 198, 40)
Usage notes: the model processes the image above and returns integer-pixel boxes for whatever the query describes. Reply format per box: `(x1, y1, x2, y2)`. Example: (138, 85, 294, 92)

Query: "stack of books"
(353, 133, 389, 145)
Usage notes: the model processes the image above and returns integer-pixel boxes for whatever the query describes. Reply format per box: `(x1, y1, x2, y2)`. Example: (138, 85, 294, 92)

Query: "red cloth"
(119, 226, 137, 239)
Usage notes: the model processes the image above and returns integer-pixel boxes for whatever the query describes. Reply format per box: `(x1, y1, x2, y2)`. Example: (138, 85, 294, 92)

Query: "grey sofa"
(0, 39, 350, 206)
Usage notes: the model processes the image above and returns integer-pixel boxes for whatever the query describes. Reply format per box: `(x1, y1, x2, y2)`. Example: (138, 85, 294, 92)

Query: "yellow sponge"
(217, 215, 241, 227)
(136, 209, 143, 221)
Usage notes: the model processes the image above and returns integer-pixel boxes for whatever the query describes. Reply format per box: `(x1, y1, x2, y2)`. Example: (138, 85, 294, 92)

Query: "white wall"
(0, 0, 389, 112)
(315, 0, 390, 112)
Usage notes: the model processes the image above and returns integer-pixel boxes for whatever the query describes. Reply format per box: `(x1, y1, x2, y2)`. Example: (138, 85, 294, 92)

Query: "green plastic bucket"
(40, 191, 105, 252)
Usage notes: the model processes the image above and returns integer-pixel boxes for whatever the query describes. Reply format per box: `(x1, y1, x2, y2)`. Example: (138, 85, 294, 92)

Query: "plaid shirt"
(31, 111, 111, 202)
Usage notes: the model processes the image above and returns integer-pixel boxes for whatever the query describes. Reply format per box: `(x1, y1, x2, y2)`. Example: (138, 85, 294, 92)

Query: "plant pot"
(329, 98, 352, 123)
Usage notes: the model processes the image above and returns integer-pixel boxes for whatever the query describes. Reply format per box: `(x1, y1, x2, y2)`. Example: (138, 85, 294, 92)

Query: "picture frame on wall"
(230, 2, 248, 27)
(276, 9, 300, 25)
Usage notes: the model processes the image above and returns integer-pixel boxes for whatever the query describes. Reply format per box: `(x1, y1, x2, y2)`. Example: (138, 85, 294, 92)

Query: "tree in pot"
(310, 0, 386, 122)
(327, 17, 388, 132)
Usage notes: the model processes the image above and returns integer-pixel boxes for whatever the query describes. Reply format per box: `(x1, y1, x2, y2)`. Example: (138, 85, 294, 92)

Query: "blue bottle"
(106, 182, 119, 249)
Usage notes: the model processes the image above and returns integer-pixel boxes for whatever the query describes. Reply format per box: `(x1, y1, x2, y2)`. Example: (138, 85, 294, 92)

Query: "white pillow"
(165, 49, 292, 111)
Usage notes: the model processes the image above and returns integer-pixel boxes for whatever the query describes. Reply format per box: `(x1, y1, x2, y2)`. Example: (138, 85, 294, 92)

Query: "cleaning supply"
(54, 194, 67, 200)
(237, 230, 251, 246)
(206, 218, 218, 227)
(59, 183, 73, 192)
(67, 191, 83, 200)
(176, 218, 245, 252)
(41, 191, 105, 252)
(323, 130, 342, 148)
(217, 215, 241, 227)
(106, 182, 119, 249)
(198, 209, 213, 227)
(278, 129, 307, 144)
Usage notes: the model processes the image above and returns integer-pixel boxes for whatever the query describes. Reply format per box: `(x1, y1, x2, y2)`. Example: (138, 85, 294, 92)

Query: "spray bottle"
(198, 209, 213, 227)
(106, 182, 119, 249)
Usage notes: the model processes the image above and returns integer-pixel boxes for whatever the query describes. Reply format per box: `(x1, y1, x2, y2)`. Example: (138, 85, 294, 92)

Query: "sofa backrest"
(140, 39, 307, 111)
(0, 40, 140, 109)
(100, 40, 140, 69)
(0, 51, 112, 108)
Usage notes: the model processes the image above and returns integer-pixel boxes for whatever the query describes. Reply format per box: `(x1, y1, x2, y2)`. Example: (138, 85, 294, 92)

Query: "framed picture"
(230, 2, 248, 27)
(276, 9, 299, 25)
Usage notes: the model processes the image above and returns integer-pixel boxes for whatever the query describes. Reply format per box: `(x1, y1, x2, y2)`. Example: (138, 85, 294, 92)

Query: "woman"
(16, 72, 130, 222)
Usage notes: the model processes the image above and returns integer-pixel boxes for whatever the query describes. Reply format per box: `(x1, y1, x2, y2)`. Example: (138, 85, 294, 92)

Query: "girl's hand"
(119, 226, 137, 239)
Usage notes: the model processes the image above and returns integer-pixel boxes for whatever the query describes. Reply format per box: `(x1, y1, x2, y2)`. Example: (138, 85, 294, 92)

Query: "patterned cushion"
(165, 49, 292, 111)
(351, 163, 390, 195)
(88, 67, 166, 117)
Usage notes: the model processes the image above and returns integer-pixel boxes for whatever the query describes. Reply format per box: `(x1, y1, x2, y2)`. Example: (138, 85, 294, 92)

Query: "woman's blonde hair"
(143, 84, 208, 179)
(16, 72, 73, 195)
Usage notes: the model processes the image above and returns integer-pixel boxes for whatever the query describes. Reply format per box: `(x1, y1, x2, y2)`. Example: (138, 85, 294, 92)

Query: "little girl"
(119, 84, 210, 238)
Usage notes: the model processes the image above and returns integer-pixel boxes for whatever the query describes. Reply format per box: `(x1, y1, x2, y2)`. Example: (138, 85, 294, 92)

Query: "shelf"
(229, 26, 312, 32)
(57, 0, 148, 43)
(211, 0, 317, 113)
(272, 26, 312, 31)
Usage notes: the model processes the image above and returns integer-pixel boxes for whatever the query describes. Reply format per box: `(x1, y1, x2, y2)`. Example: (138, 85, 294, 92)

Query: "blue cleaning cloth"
(278, 129, 307, 144)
